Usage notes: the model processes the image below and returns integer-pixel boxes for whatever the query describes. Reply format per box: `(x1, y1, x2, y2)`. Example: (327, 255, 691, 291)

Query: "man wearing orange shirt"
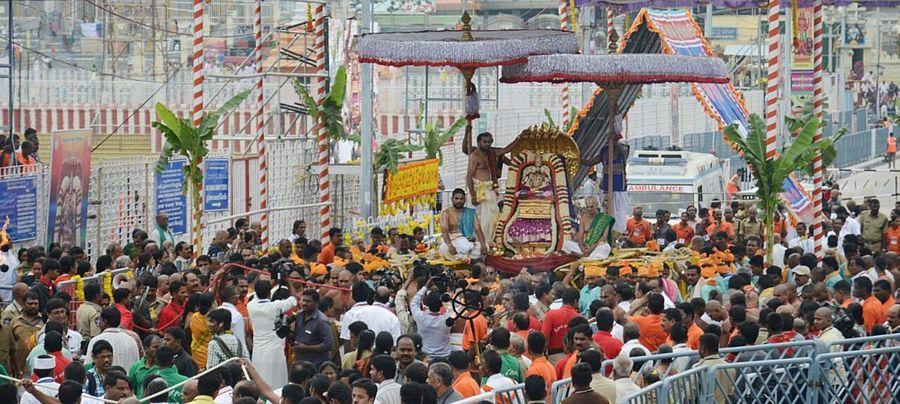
(885, 216, 900, 253)
(525, 332, 556, 401)
(461, 308, 487, 354)
(853, 277, 885, 332)
(448, 351, 481, 398)
(561, 324, 594, 378)
(706, 209, 735, 240)
(625, 207, 652, 247)
(678, 302, 704, 350)
(672, 211, 695, 245)
(318, 227, 343, 265)
(873, 279, 896, 319)
(622, 293, 668, 352)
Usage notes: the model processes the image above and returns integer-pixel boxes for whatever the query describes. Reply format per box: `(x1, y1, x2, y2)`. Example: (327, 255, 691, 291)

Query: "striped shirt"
(206, 332, 249, 369)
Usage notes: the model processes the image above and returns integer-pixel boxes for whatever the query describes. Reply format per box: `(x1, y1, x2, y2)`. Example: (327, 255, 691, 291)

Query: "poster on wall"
(156, 159, 188, 235)
(791, 7, 814, 70)
(204, 158, 230, 212)
(0, 175, 38, 242)
(47, 130, 92, 247)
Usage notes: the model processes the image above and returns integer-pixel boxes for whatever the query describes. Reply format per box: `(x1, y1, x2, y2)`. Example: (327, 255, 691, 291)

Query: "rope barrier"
(0, 374, 118, 404)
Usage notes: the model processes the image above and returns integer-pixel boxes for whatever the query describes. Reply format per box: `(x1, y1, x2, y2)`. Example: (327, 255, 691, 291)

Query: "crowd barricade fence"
(56, 268, 134, 328)
(548, 334, 900, 404)
(451, 383, 526, 404)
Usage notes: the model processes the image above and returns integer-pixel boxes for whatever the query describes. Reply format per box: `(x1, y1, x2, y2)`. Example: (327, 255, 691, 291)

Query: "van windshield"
(627, 190, 695, 215)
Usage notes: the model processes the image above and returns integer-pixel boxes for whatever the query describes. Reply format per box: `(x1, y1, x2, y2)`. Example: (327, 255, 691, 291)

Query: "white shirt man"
(340, 302, 402, 343)
(21, 356, 60, 404)
(248, 288, 298, 392)
(220, 301, 246, 346)
(409, 286, 452, 359)
(85, 327, 140, 368)
(375, 379, 401, 404)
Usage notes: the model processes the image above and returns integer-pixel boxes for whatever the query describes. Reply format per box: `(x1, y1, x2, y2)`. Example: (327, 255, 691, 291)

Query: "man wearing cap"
(792, 266, 812, 295)
(692, 261, 725, 301)
(21, 355, 59, 404)
(577, 266, 603, 317)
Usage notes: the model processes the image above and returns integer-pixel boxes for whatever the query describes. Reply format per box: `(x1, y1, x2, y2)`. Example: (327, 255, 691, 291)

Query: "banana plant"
(375, 138, 422, 174)
(725, 113, 830, 263)
(292, 66, 347, 140)
(153, 89, 251, 248)
(422, 117, 465, 162)
(543, 107, 579, 134)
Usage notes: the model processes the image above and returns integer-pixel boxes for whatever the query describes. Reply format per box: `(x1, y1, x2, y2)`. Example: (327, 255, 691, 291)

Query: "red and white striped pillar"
(607, 8, 614, 45)
(811, 2, 825, 257)
(254, 0, 269, 248)
(559, 1, 570, 130)
(314, 4, 331, 241)
(764, 0, 781, 161)
(192, 0, 205, 252)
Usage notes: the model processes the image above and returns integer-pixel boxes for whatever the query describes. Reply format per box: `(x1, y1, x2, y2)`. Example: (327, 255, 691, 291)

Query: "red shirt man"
(541, 289, 581, 354)
(157, 281, 189, 330)
(591, 308, 623, 360)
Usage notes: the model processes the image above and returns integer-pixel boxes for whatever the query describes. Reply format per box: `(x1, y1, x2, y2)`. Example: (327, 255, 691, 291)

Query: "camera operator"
(292, 289, 333, 368)
(340, 283, 402, 352)
(410, 276, 453, 361)
(247, 279, 300, 392)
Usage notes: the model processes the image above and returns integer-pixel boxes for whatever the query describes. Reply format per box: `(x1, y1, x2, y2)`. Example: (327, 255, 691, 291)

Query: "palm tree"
(153, 89, 251, 249)
(292, 66, 348, 140)
(724, 113, 834, 262)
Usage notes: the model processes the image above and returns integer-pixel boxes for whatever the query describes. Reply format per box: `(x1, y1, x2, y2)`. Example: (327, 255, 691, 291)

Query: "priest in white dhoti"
(439, 188, 489, 261)
(247, 280, 299, 391)
(565, 196, 614, 259)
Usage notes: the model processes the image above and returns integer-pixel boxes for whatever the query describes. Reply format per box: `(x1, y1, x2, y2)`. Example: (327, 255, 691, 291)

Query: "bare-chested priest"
(462, 122, 521, 240)
(439, 188, 489, 260)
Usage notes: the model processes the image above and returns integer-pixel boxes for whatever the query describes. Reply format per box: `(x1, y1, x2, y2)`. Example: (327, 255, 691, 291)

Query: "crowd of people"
(0, 185, 898, 404)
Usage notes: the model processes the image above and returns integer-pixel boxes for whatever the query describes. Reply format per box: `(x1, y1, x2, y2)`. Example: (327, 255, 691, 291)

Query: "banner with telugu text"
(382, 159, 440, 215)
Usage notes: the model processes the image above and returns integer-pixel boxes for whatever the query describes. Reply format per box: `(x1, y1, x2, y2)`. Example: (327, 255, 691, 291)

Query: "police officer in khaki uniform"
(11, 292, 43, 377)
(1, 283, 28, 325)
(0, 314, 16, 376)
(76, 283, 103, 340)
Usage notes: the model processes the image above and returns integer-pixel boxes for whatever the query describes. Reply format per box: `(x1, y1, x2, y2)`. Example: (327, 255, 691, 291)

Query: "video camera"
(412, 259, 452, 294)
(266, 256, 300, 286)
(274, 309, 296, 339)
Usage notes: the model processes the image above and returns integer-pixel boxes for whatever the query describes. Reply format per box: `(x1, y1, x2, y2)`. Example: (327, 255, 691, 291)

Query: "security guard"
(0, 313, 16, 377)
(1, 283, 28, 325)
(11, 292, 44, 377)
(76, 284, 104, 340)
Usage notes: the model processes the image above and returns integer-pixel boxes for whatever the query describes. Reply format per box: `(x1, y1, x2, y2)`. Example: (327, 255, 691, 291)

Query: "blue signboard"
(204, 158, 230, 212)
(710, 27, 738, 41)
(0, 176, 38, 242)
(155, 160, 188, 235)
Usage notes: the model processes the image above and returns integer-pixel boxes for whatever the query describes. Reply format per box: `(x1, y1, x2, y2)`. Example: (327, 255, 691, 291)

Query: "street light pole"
(359, 0, 375, 219)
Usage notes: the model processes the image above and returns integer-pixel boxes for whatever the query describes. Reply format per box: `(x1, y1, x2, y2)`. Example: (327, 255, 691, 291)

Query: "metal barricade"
(623, 380, 664, 404)
(659, 365, 706, 403)
(550, 378, 572, 404)
(707, 357, 816, 404)
(814, 345, 900, 403)
(821, 332, 900, 353)
(451, 383, 526, 404)
(54, 269, 133, 331)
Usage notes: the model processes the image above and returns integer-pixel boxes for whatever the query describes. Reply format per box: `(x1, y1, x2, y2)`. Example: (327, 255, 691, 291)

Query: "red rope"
(217, 262, 351, 292)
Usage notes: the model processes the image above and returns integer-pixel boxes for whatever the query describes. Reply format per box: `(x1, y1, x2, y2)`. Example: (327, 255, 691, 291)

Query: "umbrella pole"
(605, 86, 621, 216)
